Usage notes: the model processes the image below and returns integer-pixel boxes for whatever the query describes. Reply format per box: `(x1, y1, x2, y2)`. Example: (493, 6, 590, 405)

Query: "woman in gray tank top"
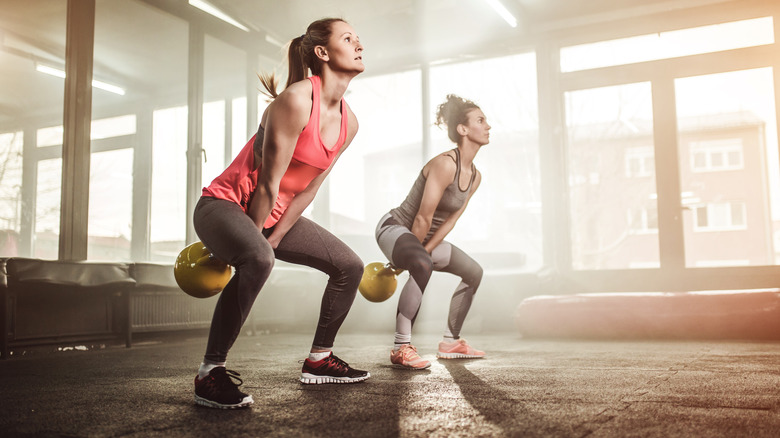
(375, 94, 490, 369)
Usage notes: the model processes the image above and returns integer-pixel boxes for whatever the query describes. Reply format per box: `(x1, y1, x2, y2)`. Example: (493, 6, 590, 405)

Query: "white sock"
(308, 351, 331, 362)
(197, 360, 225, 379)
(442, 336, 457, 343)
(393, 342, 409, 352)
(394, 332, 411, 346)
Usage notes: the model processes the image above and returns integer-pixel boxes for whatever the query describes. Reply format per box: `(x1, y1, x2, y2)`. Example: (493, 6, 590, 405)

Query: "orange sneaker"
(437, 339, 485, 359)
(390, 344, 431, 369)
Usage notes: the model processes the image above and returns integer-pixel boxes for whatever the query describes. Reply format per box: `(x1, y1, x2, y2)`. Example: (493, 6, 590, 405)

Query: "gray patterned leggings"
(375, 213, 483, 344)
(194, 196, 363, 362)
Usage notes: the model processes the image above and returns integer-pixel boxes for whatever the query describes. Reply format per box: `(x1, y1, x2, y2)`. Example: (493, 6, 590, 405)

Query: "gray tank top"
(390, 148, 476, 243)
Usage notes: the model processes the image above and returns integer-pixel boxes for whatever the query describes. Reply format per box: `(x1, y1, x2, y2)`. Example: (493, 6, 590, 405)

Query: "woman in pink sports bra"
(192, 18, 369, 410)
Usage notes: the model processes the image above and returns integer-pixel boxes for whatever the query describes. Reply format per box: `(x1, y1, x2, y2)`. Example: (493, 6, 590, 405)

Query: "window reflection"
(676, 68, 778, 266)
(566, 82, 659, 269)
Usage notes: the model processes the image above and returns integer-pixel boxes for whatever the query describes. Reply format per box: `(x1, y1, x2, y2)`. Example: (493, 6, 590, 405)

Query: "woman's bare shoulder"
(266, 79, 313, 124)
(423, 151, 457, 179)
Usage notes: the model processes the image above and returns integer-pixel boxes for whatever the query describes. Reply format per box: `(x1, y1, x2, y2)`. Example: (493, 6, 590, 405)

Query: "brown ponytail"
(259, 18, 346, 99)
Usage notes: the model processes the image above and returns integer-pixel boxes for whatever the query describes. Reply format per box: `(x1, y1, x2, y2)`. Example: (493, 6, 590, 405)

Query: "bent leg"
(194, 197, 275, 363)
(272, 217, 363, 350)
(431, 242, 483, 339)
(376, 215, 433, 344)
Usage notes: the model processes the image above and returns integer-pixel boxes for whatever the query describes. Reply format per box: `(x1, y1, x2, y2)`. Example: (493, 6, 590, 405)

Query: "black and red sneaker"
(194, 367, 254, 409)
(299, 353, 370, 384)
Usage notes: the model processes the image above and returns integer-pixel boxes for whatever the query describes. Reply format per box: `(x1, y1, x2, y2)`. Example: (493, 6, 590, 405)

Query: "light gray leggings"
(375, 213, 483, 344)
(194, 196, 363, 362)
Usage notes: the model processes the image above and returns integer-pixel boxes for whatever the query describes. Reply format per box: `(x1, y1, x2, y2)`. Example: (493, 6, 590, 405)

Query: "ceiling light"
(188, 0, 250, 32)
(35, 63, 126, 96)
(35, 64, 66, 79)
(481, 0, 517, 28)
(91, 79, 126, 96)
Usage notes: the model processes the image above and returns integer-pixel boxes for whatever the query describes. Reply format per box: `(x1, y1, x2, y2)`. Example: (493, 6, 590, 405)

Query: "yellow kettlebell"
(173, 241, 232, 298)
(358, 262, 404, 303)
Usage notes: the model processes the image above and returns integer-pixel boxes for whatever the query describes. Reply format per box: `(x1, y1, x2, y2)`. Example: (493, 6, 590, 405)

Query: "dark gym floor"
(1, 331, 779, 437)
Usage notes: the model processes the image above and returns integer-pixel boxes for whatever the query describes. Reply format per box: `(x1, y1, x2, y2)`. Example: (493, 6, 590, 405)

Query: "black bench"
(1, 258, 135, 358)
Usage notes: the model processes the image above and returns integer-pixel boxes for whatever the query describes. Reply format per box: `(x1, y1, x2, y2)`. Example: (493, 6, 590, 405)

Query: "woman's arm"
(247, 82, 312, 230)
(265, 105, 360, 248)
(264, 160, 334, 248)
(422, 170, 481, 253)
(410, 153, 457, 248)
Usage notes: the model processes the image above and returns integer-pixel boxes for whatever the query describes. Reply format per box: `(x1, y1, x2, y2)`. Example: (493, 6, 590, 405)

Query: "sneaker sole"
(299, 372, 370, 385)
(194, 394, 254, 409)
(436, 352, 485, 359)
(391, 361, 431, 370)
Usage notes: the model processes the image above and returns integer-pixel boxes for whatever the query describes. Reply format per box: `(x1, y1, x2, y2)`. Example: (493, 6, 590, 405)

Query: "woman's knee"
(468, 264, 484, 290)
(408, 255, 434, 285)
(341, 252, 364, 288)
(448, 246, 483, 290)
(236, 247, 275, 279)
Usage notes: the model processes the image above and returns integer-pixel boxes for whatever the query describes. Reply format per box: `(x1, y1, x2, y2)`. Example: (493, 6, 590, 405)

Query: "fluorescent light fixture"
(35, 64, 66, 78)
(92, 79, 126, 96)
(35, 63, 126, 96)
(189, 0, 250, 32)
(481, 0, 517, 28)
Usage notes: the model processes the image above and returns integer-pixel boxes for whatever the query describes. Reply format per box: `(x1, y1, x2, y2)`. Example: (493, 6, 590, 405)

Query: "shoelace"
(325, 354, 350, 372)
(210, 368, 244, 389)
(401, 345, 419, 358)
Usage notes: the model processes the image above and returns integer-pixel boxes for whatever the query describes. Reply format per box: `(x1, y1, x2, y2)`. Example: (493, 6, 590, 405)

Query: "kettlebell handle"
(384, 263, 404, 276)
(196, 253, 223, 267)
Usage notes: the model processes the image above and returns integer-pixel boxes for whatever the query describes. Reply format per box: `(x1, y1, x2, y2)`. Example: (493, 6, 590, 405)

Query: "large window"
(93, 0, 190, 261)
(0, 0, 66, 258)
(676, 68, 778, 267)
(561, 7, 780, 281)
(565, 82, 659, 270)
